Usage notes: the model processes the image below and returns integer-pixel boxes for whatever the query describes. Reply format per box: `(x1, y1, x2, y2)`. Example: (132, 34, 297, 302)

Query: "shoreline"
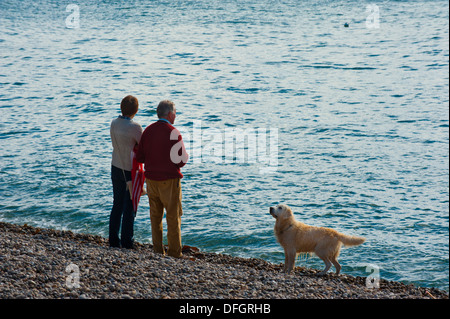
(0, 221, 448, 299)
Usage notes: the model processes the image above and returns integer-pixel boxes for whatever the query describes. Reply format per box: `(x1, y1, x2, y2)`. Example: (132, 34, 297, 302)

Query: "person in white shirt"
(109, 95, 143, 248)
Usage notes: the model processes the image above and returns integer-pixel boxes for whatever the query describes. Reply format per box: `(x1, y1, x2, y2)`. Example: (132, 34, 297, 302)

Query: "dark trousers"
(109, 165, 135, 248)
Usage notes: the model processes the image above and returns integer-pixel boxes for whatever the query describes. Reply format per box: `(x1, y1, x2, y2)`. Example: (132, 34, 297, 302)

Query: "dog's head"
(269, 204, 293, 220)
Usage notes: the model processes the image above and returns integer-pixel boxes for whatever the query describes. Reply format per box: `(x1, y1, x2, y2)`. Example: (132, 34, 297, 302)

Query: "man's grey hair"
(157, 100, 175, 118)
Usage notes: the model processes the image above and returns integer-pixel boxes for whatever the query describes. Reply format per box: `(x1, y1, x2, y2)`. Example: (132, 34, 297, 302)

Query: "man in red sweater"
(136, 100, 188, 258)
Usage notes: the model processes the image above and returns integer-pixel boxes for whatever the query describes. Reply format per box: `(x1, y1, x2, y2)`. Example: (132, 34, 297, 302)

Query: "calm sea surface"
(1, 0, 448, 291)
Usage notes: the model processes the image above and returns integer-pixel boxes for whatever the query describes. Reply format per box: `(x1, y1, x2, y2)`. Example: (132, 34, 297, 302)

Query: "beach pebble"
(0, 222, 448, 299)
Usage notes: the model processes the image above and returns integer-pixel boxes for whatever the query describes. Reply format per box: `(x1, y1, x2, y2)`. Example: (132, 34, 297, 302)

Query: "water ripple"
(0, 0, 448, 291)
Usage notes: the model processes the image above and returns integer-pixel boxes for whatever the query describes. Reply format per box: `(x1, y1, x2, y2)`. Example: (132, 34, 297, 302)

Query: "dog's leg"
(284, 249, 296, 274)
(316, 256, 332, 276)
(331, 257, 341, 275)
(283, 250, 289, 272)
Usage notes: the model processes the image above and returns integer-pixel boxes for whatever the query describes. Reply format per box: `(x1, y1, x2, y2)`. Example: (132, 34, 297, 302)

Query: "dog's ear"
(282, 206, 293, 219)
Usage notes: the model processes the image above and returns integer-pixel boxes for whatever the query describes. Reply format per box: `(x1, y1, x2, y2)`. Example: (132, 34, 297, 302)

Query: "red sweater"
(136, 120, 188, 181)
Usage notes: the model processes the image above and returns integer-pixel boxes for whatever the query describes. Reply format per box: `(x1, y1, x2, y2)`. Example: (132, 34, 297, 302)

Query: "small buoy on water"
(344, 23, 349, 27)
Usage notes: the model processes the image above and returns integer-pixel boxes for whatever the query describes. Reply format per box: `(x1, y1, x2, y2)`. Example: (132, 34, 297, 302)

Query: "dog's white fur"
(270, 204, 365, 275)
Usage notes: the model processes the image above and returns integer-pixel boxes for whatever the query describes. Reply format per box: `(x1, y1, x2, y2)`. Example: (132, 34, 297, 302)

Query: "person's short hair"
(121, 95, 139, 116)
(157, 100, 175, 118)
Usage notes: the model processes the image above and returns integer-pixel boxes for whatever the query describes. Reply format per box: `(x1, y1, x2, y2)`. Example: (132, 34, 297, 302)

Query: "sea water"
(0, 0, 448, 291)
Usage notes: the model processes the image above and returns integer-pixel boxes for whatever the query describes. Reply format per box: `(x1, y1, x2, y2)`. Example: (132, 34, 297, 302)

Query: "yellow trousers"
(146, 178, 183, 258)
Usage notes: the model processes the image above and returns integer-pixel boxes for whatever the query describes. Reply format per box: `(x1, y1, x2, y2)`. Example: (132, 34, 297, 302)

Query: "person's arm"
(136, 132, 145, 163)
(177, 134, 188, 168)
(169, 128, 188, 167)
(134, 124, 143, 145)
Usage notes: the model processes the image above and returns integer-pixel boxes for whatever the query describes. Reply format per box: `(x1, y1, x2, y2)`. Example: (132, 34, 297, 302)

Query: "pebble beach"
(0, 222, 447, 300)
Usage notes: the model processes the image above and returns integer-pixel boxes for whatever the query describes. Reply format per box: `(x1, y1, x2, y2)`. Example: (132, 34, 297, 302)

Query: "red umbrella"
(130, 146, 146, 213)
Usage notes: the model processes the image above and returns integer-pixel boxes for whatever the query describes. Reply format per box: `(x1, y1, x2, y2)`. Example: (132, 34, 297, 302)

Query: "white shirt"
(110, 116, 143, 171)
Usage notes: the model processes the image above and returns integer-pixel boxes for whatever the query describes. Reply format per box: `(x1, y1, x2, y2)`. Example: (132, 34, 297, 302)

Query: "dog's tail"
(338, 233, 366, 247)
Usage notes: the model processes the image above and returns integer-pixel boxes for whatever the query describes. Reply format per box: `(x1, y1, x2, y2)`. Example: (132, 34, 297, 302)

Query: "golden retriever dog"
(270, 204, 365, 275)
